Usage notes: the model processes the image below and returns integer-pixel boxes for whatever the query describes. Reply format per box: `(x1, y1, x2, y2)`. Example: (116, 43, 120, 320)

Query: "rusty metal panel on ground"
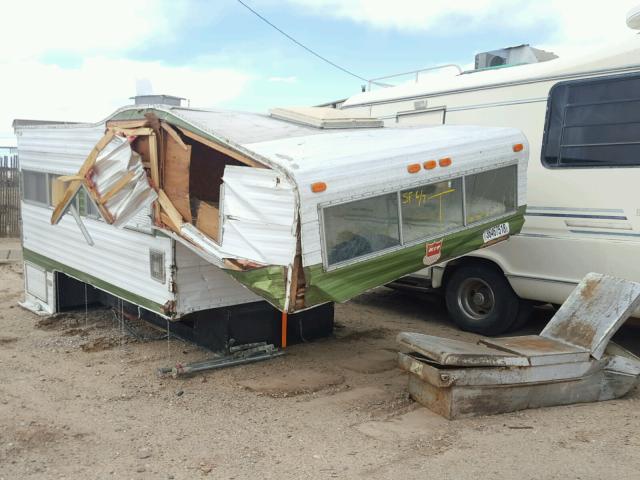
(398, 273, 640, 419)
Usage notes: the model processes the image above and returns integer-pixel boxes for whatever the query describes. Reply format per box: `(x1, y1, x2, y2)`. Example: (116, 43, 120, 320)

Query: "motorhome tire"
(445, 264, 519, 335)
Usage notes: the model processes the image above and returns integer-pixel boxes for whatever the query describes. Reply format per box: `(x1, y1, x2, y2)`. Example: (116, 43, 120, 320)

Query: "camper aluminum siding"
(16, 123, 260, 317)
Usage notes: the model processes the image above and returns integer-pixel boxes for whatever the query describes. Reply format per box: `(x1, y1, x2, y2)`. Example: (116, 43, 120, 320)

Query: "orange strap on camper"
(281, 311, 288, 349)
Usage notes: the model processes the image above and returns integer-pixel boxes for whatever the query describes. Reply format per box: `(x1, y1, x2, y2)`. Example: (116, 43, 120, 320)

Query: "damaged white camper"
(15, 104, 528, 348)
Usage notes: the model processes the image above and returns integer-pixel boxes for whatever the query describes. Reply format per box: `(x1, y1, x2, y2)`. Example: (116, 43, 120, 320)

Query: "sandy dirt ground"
(1, 261, 640, 480)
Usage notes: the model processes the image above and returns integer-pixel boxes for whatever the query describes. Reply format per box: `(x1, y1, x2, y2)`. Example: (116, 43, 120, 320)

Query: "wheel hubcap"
(457, 277, 495, 321)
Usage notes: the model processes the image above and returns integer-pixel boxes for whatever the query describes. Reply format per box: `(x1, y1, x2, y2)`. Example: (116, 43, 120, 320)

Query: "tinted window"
(323, 193, 400, 266)
(542, 73, 640, 168)
(465, 165, 517, 224)
(401, 178, 463, 243)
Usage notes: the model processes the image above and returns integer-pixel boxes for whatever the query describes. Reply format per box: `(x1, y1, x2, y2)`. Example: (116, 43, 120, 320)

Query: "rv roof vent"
(474, 44, 558, 71)
(130, 94, 186, 107)
(269, 106, 383, 129)
(627, 5, 640, 29)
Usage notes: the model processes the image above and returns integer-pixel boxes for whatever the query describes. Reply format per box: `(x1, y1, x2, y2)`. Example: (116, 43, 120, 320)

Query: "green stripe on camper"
(227, 265, 288, 311)
(303, 207, 526, 306)
(22, 248, 167, 315)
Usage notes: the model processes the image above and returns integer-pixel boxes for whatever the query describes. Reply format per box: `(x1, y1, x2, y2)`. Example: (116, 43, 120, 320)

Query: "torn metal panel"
(398, 273, 640, 419)
(51, 134, 157, 229)
(220, 166, 297, 266)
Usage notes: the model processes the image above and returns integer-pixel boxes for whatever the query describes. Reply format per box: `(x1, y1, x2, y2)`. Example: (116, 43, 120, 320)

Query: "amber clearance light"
(423, 160, 437, 170)
(438, 157, 452, 167)
(311, 182, 327, 193)
(513, 143, 524, 152)
(407, 163, 421, 173)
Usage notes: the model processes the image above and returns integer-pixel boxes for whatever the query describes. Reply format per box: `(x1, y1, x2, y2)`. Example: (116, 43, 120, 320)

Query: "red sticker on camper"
(423, 240, 443, 266)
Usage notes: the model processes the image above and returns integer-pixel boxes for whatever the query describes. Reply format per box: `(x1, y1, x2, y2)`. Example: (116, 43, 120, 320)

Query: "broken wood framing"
(177, 127, 266, 169)
(51, 129, 115, 224)
(157, 189, 184, 231)
(162, 126, 192, 223)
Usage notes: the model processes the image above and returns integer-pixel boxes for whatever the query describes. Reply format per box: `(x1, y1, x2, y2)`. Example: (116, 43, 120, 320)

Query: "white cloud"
(1, 0, 184, 61)
(0, 1, 252, 146)
(2, 58, 251, 143)
(287, 0, 640, 54)
(268, 75, 298, 83)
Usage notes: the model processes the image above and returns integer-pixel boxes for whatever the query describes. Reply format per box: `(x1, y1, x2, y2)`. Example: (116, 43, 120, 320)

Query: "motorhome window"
(465, 165, 517, 224)
(542, 73, 640, 168)
(323, 193, 400, 266)
(401, 178, 463, 243)
(22, 170, 48, 206)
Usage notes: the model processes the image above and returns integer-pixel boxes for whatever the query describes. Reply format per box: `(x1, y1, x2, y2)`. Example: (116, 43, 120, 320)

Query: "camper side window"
(323, 193, 401, 266)
(401, 178, 463, 243)
(22, 170, 48, 206)
(542, 73, 640, 168)
(465, 165, 517, 224)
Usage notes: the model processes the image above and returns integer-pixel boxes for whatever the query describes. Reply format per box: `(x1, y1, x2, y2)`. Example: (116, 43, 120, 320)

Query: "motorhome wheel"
(445, 264, 519, 335)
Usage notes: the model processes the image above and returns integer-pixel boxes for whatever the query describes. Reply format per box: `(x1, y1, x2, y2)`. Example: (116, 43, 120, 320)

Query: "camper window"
(77, 190, 101, 219)
(323, 192, 401, 266)
(465, 165, 517, 224)
(542, 73, 640, 168)
(401, 179, 463, 243)
(22, 170, 48, 206)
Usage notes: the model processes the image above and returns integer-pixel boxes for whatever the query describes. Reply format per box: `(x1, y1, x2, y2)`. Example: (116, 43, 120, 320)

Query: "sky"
(1, 0, 639, 146)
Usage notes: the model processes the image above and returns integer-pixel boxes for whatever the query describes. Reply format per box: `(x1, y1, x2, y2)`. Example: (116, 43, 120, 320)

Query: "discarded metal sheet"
(540, 272, 640, 359)
(396, 332, 529, 367)
(479, 335, 590, 366)
(398, 273, 640, 419)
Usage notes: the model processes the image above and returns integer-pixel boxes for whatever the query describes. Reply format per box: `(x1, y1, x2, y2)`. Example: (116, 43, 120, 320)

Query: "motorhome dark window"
(401, 178, 463, 243)
(542, 73, 640, 168)
(22, 170, 48, 205)
(323, 193, 400, 266)
(465, 165, 517, 224)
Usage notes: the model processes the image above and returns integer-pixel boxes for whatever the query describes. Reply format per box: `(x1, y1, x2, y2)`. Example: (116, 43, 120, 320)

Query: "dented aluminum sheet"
(398, 273, 640, 419)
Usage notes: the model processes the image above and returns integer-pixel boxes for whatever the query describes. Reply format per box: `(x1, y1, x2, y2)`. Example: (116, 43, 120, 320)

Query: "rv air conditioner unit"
(475, 44, 558, 70)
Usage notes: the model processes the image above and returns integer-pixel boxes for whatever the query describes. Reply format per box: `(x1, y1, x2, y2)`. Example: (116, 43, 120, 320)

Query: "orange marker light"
(439, 157, 452, 167)
(423, 160, 437, 170)
(513, 143, 524, 152)
(407, 163, 421, 173)
(311, 182, 327, 193)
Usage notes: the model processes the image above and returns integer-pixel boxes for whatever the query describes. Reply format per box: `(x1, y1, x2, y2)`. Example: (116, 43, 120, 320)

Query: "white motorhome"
(340, 11, 640, 335)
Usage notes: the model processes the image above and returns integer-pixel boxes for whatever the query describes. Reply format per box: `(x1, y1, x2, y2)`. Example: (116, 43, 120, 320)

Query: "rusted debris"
(398, 273, 640, 419)
(158, 342, 284, 378)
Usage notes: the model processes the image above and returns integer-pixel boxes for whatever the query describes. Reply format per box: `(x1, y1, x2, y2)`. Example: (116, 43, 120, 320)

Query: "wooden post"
(281, 311, 288, 349)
